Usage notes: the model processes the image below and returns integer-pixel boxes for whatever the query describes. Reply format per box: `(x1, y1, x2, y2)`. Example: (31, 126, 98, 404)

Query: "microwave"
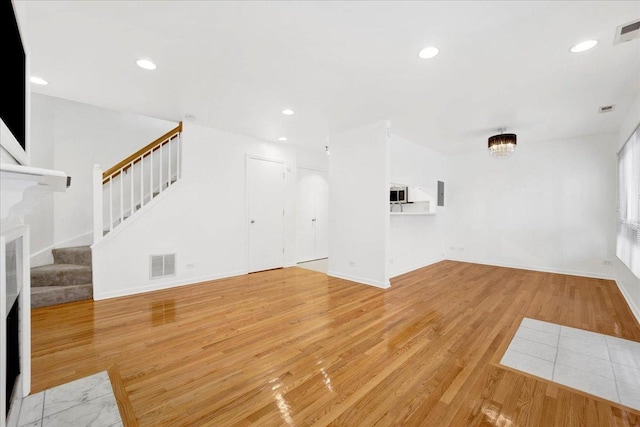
(390, 186, 408, 203)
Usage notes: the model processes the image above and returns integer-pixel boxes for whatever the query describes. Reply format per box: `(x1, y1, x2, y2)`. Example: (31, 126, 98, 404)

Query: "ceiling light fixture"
(488, 128, 517, 158)
(418, 46, 439, 59)
(278, 137, 287, 142)
(570, 40, 598, 53)
(136, 59, 157, 70)
(29, 76, 48, 85)
(282, 109, 295, 116)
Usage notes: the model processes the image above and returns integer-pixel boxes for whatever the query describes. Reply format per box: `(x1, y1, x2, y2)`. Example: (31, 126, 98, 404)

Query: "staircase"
(31, 246, 93, 308)
(94, 122, 182, 240)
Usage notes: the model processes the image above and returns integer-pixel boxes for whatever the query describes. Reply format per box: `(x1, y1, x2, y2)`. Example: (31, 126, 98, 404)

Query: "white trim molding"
(445, 256, 615, 281)
(327, 270, 390, 289)
(389, 255, 445, 279)
(93, 269, 248, 300)
(0, 120, 29, 166)
(615, 279, 640, 326)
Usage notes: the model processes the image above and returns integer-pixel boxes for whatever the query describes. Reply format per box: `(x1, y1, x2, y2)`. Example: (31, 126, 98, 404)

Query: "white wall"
(23, 97, 54, 266)
(389, 134, 447, 277)
(447, 133, 617, 279)
(615, 92, 640, 323)
(92, 123, 323, 299)
(27, 94, 176, 261)
(327, 121, 390, 288)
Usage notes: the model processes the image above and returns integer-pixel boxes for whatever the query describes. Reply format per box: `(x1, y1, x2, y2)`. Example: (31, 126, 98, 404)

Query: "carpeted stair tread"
(31, 264, 92, 287)
(31, 283, 93, 308)
(52, 245, 92, 267)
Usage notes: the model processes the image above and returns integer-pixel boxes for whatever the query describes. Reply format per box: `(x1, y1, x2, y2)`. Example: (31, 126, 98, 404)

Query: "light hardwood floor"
(31, 261, 640, 426)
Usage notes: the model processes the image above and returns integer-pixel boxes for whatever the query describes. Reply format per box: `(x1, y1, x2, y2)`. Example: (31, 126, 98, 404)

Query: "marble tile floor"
(17, 371, 123, 427)
(296, 257, 328, 274)
(500, 317, 640, 411)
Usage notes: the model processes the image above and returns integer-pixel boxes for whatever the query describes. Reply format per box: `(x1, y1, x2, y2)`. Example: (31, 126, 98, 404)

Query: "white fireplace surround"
(0, 163, 69, 427)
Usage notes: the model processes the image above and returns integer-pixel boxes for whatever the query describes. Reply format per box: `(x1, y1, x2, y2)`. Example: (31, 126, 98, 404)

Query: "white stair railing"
(93, 123, 182, 242)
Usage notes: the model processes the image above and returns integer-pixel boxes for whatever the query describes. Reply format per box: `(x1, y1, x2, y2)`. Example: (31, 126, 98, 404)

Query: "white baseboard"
(93, 269, 248, 300)
(30, 250, 53, 268)
(615, 279, 640, 326)
(389, 255, 445, 279)
(327, 270, 390, 289)
(284, 262, 297, 268)
(445, 256, 615, 281)
(30, 231, 93, 267)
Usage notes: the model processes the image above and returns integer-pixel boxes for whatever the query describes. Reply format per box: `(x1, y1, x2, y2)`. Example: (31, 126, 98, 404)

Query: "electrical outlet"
(185, 263, 195, 269)
(458, 247, 465, 251)
(349, 261, 356, 267)
(389, 258, 394, 264)
(602, 260, 612, 266)
(449, 246, 456, 250)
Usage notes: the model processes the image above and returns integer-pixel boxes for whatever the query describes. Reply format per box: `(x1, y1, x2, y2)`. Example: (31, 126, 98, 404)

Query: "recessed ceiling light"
(418, 46, 439, 59)
(278, 137, 287, 142)
(136, 59, 157, 70)
(570, 40, 598, 53)
(282, 109, 295, 116)
(30, 76, 48, 85)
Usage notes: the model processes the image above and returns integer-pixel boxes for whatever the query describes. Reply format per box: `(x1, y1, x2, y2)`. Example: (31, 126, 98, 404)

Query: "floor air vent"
(150, 254, 176, 279)
(615, 19, 640, 45)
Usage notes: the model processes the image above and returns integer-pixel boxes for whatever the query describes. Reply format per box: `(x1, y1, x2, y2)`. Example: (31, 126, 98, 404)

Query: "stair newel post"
(93, 164, 103, 244)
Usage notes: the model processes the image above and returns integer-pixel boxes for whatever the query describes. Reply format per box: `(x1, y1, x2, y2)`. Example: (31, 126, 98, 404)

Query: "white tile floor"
(17, 371, 123, 427)
(500, 317, 640, 411)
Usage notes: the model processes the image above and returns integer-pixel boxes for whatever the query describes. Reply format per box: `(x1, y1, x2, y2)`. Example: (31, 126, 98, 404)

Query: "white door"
(315, 170, 329, 258)
(248, 157, 284, 273)
(296, 169, 317, 262)
(296, 168, 329, 262)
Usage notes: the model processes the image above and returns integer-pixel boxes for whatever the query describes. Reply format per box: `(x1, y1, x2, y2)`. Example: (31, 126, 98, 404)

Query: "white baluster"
(109, 176, 113, 232)
(159, 140, 164, 193)
(168, 136, 172, 187)
(130, 161, 134, 215)
(93, 164, 103, 243)
(177, 132, 181, 180)
(150, 148, 154, 201)
(119, 168, 124, 227)
(140, 154, 144, 208)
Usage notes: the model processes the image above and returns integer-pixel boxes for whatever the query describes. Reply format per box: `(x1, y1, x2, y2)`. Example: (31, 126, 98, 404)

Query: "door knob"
(250, 220, 255, 224)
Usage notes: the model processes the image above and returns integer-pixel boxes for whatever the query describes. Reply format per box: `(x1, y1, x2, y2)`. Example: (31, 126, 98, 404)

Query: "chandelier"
(488, 128, 517, 157)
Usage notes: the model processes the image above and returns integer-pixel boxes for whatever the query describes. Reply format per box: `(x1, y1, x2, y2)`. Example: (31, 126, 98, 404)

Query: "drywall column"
(328, 121, 390, 288)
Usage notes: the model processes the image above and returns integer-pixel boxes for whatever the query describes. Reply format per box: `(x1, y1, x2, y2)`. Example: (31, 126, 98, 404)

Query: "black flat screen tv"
(1, 0, 26, 151)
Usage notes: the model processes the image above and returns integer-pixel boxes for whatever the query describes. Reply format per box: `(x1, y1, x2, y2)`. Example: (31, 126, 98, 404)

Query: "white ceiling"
(17, 1, 640, 153)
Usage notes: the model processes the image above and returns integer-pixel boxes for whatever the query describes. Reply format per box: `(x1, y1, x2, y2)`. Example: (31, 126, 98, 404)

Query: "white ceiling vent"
(599, 105, 615, 114)
(150, 254, 176, 279)
(615, 19, 640, 45)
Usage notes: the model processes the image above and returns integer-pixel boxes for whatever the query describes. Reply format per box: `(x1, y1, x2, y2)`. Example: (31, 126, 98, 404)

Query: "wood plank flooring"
(31, 261, 640, 426)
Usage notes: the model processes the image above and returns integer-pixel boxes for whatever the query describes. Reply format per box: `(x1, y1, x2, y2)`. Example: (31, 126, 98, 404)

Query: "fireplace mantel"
(0, 163, 70, 223)
(1, 163, 69, 427)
